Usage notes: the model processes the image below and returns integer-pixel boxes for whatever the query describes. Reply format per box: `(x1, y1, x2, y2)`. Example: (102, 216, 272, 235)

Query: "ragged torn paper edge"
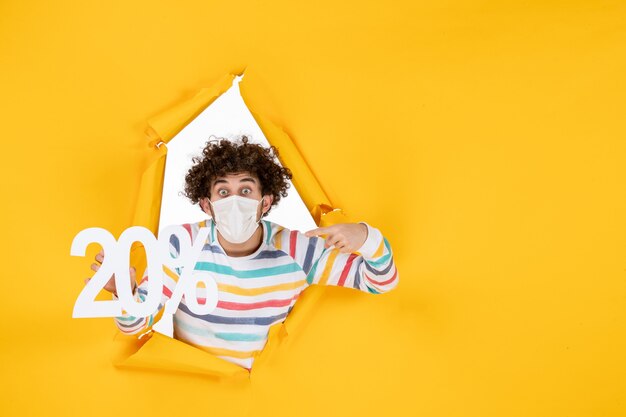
(113, 69, 355, 379)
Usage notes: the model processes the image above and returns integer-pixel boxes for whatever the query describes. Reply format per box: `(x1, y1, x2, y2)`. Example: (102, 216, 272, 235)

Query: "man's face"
(199, 171, 272, 220)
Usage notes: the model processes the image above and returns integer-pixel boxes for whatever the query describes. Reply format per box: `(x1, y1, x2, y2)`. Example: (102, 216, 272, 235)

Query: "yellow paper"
(112, 332, 249, 380)
(4, 3, 625, 416)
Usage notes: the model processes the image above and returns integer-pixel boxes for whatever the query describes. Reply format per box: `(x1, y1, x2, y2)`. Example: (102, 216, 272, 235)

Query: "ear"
(262, 195, 274, 214)
(199, 197, 211, 215)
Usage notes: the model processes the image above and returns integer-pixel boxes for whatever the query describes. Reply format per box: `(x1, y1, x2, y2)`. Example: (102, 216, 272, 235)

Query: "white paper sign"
(71, 225, 218, 319)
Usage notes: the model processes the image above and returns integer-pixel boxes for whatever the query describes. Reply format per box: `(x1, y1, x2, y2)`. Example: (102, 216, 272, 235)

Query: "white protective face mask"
(209, 195, 264, 244)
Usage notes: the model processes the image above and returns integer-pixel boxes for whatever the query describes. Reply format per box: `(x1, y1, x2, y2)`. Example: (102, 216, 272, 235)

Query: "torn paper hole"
(152, 74, 318, 338)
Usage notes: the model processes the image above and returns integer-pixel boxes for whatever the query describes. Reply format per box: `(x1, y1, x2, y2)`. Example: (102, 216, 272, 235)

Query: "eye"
(242, 188, 252, 195)
(218, 189, 228, 196)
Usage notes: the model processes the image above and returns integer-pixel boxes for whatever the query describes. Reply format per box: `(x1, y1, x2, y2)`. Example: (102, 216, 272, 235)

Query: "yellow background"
(1, 1, 625, 416)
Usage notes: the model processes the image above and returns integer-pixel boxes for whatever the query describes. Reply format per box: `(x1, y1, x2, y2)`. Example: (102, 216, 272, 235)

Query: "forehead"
(210, 172, 260, 188)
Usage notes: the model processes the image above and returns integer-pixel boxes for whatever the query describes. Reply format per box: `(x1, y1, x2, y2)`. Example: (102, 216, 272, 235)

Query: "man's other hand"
(84, 250, 137, 297)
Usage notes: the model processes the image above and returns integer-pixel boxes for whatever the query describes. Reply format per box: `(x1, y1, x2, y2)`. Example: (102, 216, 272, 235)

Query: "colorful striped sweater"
(114, 218, 399, 370)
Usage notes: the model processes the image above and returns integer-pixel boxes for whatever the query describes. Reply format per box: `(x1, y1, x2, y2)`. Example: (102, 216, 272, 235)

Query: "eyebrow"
(212, 177, 257, 187)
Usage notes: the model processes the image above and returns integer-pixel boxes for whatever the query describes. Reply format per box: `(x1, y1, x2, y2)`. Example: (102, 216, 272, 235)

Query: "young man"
(89, 136, 399, 370)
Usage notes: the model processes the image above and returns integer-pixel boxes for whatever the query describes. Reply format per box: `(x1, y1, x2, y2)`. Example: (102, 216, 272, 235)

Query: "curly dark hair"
(183, 135, 293, 217)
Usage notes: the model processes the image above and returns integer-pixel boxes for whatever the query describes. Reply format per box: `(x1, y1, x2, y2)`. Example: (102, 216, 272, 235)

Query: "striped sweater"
(114, 218, 399, 370)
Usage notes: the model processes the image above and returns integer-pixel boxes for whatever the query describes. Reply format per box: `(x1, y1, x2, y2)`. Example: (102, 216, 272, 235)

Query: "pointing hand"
(304, 223, 368, 254)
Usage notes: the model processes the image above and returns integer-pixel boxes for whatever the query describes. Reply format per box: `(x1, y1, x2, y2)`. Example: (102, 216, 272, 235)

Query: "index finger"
(304, 227, 329, 238)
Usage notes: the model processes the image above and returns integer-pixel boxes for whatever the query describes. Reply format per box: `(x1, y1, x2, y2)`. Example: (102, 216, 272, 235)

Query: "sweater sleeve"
(277, 222, 399, 294)
(112, 234, 182, 335)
